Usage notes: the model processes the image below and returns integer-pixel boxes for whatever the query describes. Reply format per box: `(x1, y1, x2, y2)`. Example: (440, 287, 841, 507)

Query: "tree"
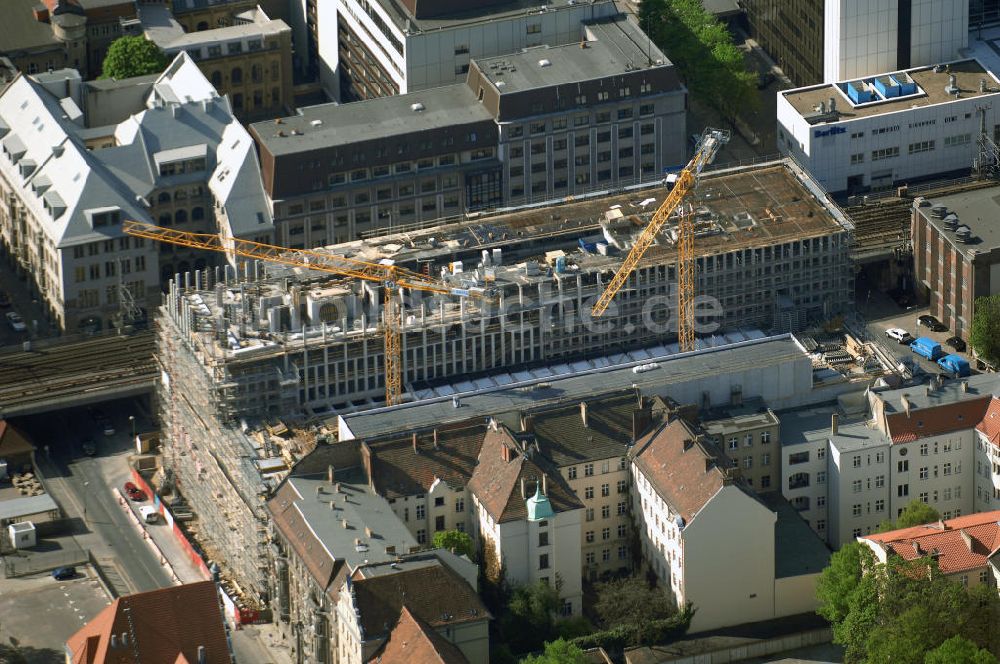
(101, 36, 168, 80)
(638, 0, 757, 120)
(432, 529, 474, 559)
(925, 636, 998, 664)
(970, 294, 1000, 368)
(816, 541, 870, 627)
(520, 639, 588, 664)
(895, 501, 941, 529)
(594, 576, 675, 642)
(499, 581, 562, 654)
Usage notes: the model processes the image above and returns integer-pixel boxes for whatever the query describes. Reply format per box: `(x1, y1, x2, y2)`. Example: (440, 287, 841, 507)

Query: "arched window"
(174, 209, 188, 224)
(211, 71, 222, 88)
(191, 206, 205, 221)
(231, 67, 242, 84)
(158, 212, 172, 226)
(157, 192, 171, 204)
(251, 64, 262, 83)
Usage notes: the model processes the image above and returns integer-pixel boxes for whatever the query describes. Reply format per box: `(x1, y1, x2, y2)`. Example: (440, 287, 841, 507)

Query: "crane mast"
(590, 128, 729, 352)
(123, 220, 486, 406)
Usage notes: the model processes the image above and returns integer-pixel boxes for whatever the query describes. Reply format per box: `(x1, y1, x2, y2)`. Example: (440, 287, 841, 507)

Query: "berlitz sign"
(814, 126, 846, 138)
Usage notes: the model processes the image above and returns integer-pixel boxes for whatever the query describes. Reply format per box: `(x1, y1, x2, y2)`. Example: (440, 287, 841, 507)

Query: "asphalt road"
(25, 405, 172, 594)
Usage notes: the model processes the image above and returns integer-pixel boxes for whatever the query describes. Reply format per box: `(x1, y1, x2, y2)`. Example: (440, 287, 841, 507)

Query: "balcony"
(788, 472, 810, 491)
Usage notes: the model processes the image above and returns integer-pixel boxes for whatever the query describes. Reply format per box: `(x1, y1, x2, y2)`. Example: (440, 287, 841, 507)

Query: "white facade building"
(778, 59, 1000, 195)
(314, 0, 620, 101)
(824, 0, 968, 83)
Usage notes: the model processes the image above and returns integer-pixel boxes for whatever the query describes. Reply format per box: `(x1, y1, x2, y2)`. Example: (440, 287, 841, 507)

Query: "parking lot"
(0, 567, 111, 662)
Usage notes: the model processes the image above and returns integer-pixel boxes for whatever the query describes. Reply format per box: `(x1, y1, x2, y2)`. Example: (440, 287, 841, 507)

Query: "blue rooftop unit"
(842, 81, 873, 104)
(871, 72, 918, 98)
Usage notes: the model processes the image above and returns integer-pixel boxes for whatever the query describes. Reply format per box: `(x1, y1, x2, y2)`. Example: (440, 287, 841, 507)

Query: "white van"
(139, 505, 159, 524)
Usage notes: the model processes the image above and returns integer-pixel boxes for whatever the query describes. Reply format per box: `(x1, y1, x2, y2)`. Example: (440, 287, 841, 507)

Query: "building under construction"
(154, 157, 855, 603)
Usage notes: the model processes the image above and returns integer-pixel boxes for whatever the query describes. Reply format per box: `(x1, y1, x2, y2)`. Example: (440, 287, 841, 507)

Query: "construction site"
(152, 156, 855, 605)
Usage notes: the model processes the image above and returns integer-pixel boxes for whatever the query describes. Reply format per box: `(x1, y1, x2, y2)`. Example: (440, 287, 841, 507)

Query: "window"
(817, 471, 826, 484)
(617, 502, 627, 515)
(944, 463, 953, 476)
(586, 551, 596, 564)
(817, 519, 826, 531)
(586, 530, 595, 543)
(871, 147, 900, 161)
(416, 504, 425, 520)
(640, 103, 654, 116)
(762, 453, 771, 466)
(920, 443, 928, 456)
(920, 467, 928, 479)
(898, 484, 909, 497)
(789, 451, 809, 465)
(567, 466, 577, 480)
(454, 44, 469, 55)
(585, 487, 594, 499)
(852, 480, 862, 493)
(617, 480, 627, 494)
(853, 455, 862, 468)
(602, 527, 610, 540)
(526, 23, 541, 34)
(435, 515, 445, 531)
(850, 153, 864, 165)
(744, 456, 753, 469)
(908, 140, 935, 154)
(539, 531, 549, 546)
(817, 496, 826, 507)
(618, 523, 627, 538)
(417, 529, 427, 544)
(729, 437, 739, 450)
(586, 508, 594, 522)
(585, 463, 594, 477)
(852, 504, 862, 517)
(761, 431, 771, 444)
(875, 475, 885, 488)
(602, 548, 611, 562)
(920, 491, 929, 503)
(875, 499, 885, 512)
(601, 483, 610, 497)
(898, 460, 909, 473)
(945, 134, 972, 147)
(539, 554, 549, 569)
(434, 496, 445, 507)
(456, 498, 464, 512)
(761, 475, 771, 488)
(601, 505, 610, 519)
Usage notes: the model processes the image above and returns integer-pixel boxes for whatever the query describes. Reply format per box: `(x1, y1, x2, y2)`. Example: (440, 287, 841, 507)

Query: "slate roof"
(369, 605, 469, 664)
(65, 581, 230, 664)
(885, 396, 992, 444)
(863, 511, 1000, 575)
(0, 0, 63, 53)
(630, 418, 734, 524)
(467, 427, 583, 523)
(528, 392, 635, 466)
(366, 423, 486, 499)
(351, 557, 489, 642)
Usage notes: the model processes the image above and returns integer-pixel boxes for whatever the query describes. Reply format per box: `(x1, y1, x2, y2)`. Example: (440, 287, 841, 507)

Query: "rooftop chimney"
(365, 526, 373, 538)
(110, 634, 118, 648)
(901, 395, 911, 417)
(962, 381, 969, 393)
(542, 473, 548, 495)
(342, 518, 349, 529)
(912, 541, 922, 556)
(198, 645, 206, 664)
(960, 528, 973, 551)
(521, 414, 535, 434)
(520, 477, 526, 499)
(831, 413, 839, 436)
(829, 96, 837, 113)
(328, 465, 335, 484)
(412, 433, 419, 454)
(433, 429, 439, 450)
(580, 402, 589, 428)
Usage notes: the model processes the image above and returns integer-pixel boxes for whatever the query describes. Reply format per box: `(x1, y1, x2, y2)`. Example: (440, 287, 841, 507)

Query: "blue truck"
(937, 354, 971, 377)
(910, 336, 944, 361)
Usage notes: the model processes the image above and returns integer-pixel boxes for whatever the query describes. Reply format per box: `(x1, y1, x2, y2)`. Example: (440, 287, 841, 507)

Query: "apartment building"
(911, 187, 1000, 340)
(0, 52, 274, 332)
(703, 399, 782, 492)
(138, 4, 294, 120)
(746, 0, 967, 86)
(778, 59, 1000, 195)
(860, 510, 1000, 589)
(267, 442, 488, 663)
(630, 416, 828, 632)
(299, 0, 620, 101)
(251, 15, 686, 244)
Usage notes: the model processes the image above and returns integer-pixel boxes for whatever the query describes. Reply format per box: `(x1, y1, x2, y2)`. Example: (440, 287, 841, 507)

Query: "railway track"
(0, 331, 156, 414)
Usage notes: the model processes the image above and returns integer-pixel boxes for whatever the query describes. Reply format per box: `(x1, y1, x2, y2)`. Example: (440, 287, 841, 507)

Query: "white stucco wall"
(774, 572, 822, 618)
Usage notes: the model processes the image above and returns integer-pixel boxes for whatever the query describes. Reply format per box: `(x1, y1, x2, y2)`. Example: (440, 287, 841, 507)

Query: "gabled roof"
(528, 392, 636, 466)
(885, 396, 992, 443)
(365, 423, 486, 499)
(976, 397, 1000, 445)
(630, 418, 734, 524)
(467, 427, 583, 523)
(863, 511, 1000, 575)
(65, 581, 230, 664)
(369, 605, 469, 664)
(351, 557, 489, 643)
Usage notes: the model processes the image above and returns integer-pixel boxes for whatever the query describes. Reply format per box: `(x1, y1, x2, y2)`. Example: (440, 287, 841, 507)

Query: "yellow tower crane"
(123, 220, 489, 407)
(590, 128, 729, 351)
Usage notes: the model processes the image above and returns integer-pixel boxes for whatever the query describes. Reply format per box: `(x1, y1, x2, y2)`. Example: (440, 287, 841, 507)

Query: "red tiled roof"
(630, 418, 730, 523)
(66, 581, 230, 664)
(863, 511, 1000, 575)
(976, 397, 1000, 445)
(886, 396, 992, 443)
(351, 560, 489, 641)
(368, 605, 470, 664)
(467, 427, 583, 523)
(366, 423, 486, 499)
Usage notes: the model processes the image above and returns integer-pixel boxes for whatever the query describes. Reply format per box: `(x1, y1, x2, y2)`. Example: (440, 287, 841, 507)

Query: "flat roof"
(373, 0, 616, 34)
(252, 84, 491, 155)
(338, 332, 804, 439)
(0, 0, 62, 52)
(475, 17, 670, 93)
(0, 493, 58, 521)
(875, 372, 1000, 414)
(918, 185, 1000, 253)
(782, 60, 1000, 122)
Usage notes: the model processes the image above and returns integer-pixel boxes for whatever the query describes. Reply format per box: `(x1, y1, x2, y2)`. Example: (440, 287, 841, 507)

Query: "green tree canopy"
(101, 36, 168, 80)
(816, 541, 870, 626)
(926, 636, 998, 664)
(878, 500, 941, 532)
(593, 575, 675, 642)
(431, 529, 474, 559)
(970, 294, 1000, 368)
(638, 0, 757, 119)
(520, 639, 588, 664)
(500, 581, 562, 654)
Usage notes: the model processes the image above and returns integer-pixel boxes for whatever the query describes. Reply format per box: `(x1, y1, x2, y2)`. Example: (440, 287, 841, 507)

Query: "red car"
(123, 481, 146, 502)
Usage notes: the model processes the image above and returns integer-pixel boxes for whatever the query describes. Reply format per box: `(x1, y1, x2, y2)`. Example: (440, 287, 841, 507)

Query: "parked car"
(124, 481, 146, 502)
(139, 505, 159, 524)
(81, 438, 97, 457)
(911, 336, 945, 361)
(5, 311, 26, 332)
(917, 314, 947, 332)
(886, 328, 914, 344)
(52, 566, 76, 580)
(0, 291, 11, 308)
(946, 336, 967, 352)
(938, 354, 971, 378)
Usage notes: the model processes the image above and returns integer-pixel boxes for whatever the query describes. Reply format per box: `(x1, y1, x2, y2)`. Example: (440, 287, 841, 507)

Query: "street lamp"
(129, 415, 136, 441)
(83, 480, 89, 523)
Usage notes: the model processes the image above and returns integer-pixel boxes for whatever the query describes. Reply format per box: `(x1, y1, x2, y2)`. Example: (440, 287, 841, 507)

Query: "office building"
(777, 59, 1000, 195)
(251, 15, 686, 244)
(746, 0, 968, 86)
(912, 186, 1000, 339)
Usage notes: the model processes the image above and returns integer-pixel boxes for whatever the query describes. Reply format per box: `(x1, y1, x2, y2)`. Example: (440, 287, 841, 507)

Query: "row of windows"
(73, 257, 147, 283)
(583, 502, 628, 521)
(566, 458, 627, 479)
(581, 481, 629, 499)
(583, 546, 628, 565)
(71, 236, 144, 259)
(725, 431, 773, 449)
(585, 524, 630, 542)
